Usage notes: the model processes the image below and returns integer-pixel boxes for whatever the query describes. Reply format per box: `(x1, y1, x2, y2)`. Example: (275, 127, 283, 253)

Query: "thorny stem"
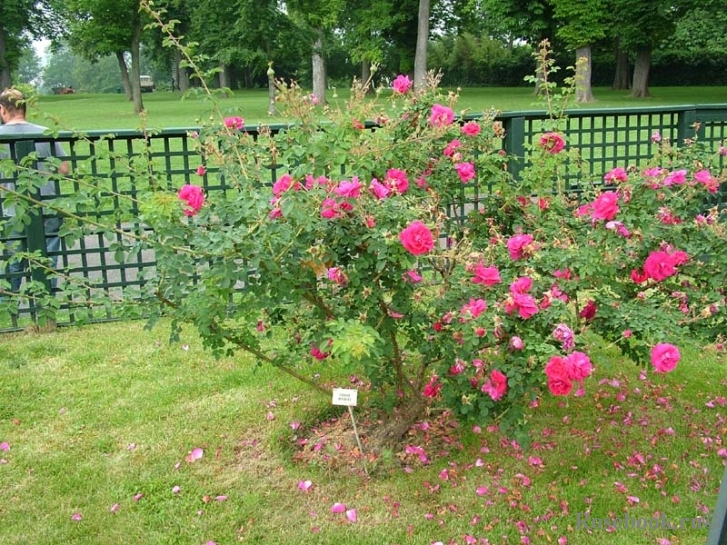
(154, 289, 332, 396)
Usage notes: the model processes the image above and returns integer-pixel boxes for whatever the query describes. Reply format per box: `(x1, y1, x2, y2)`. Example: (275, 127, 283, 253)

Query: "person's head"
(0, 89, 27, 123)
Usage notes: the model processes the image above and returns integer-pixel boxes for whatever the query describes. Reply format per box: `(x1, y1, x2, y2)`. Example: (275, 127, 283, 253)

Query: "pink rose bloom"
(510, 276, 532, 294)
(579, 300, 597, 321)
(399, 221, 435, 255)
(178, 184, 205, 216)
(327, 267, 348, 286)
(553, 324, 575, 351)
(482, 369, 508, 401)
(461, 121, 481, 136)
(604, 167, 628, 184)
(405, 269, 422, 283)
(456, 162, 476, 183)
(591, 191, 620, 221)
(471, 264, 501, 286)
(309, 93, 319, 105)
(564, 351, 592, 381)
(385, 168, 409, 194)
(651, 131, 662, 143)
(369, 178, 391, 199)
(392, 74, 413, 94)
(545, 355, 573, 396)
(196, 165, 206, 176)
(538, 132, 565, 154)
(224, 116, 244, 130)
(449, 359, 466, 376)
(321, 197, 341, 219)
(505, 293, 539, 319)
(422, 376, 442, 398)
(643, 249, 687, 282)
(273, 173, 295, 197)
(651, 343, 680, 373)
(694, 169, 720, 193)
(506, 234, 534, 260)
(429, 104, 455, 128)
(334, 178, 362, 198)
(443, 139, 461, 157)
(605, 220, 630, 237)
(310, 343, 329, 360)
(509, 336, 524, 350)
(460, 298, 487, 320)
(663, 169, 687, 186)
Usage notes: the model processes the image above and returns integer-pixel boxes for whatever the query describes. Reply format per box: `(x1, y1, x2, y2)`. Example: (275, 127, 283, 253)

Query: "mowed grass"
(31, 85, 727, 131)
(0, 321, 725, 544)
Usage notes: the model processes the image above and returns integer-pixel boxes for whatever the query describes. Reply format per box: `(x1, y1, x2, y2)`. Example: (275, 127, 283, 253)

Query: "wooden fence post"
(707, 464, 727, 545)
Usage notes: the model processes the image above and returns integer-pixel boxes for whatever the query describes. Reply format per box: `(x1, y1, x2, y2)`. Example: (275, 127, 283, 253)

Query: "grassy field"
(0, 321, 725, 544)
(30, 86, 727, 131)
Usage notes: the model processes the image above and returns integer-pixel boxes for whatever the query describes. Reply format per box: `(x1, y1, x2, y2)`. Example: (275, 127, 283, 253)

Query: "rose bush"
(122, 67, 725, 448)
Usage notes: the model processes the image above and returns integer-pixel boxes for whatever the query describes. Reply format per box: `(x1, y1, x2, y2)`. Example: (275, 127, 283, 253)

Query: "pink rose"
(506, 234, 534, 260)
(392, 74, 413, 94)
(650, 343, 680, 373)
(385, 168, 409, 194)
(321, 197, 341, 219)
(545, 355, 573, 396)
(327, 267, 348, 286)
(538, 132, 565, 154)
(694, 169, 720, 193)
(505, 293, 539, 319)
(310, 343, 329, 360)
(443, 139, 461, 157)
(643, 249, 687, 282)
(422, 376, 442, 398)
(224, 116, 244, 130)
(510, 277, 532, 294)
(482, 369, 508, 401)
(579, 300, 597, 321)
(509, 336, 524, 350)
(196, 165, 206, 176)
(455, 162, 476, 183)
(553, 323, 575, 351)
(460, 298, 487, 320)
(368, 178, 391, 199)
(178, 184, 205, 216)
(591, 191, 619, 221)
(564, 351, 592, 381)
(334, 178, 362, 198)
(663, 169, 687, 186)
(399, 221, 435, 255)
(405, 269, 422, 283)
(429, 104, 454, 128)
(461, 121, 481, 136)
(604, 167, 627, 184)
(471, 264, 501, 286)
(273, 174, 295, 197)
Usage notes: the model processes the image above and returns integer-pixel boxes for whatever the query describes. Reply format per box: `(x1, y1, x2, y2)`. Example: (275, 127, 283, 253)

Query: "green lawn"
(30, 86, 727, 131)
(0, 321, 725, 544)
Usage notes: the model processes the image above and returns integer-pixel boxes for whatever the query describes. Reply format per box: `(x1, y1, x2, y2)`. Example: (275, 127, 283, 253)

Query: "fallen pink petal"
(71, 512, 82, 521)
(0, 442, 9, 451)
(185, 447, 204, 463)
(215, 495, 227, 502)
(110, 503, 119, 513)
(172, 486, 181, 494)
(345, 508, 358, 522)
(133, 493, 144, 502)
(330, 502, 346, 513)
(298, 480, 313, 492)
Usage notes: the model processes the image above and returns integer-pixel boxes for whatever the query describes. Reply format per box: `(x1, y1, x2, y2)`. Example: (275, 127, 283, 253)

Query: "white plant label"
(332, 388, 358, 407)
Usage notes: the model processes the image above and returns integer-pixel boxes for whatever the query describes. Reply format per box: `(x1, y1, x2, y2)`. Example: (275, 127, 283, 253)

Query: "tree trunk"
(175, 50, 190, 92)
(414, 0, 430, 92)
(0, 24, 12, 91)
(575, 45, 595, 103)
(311, 29, 327, 106)
(631, 45, 652, 98)
(130, 19, 144, 114)
(612, 42, 630, 90)
(361, 60, 372, 89)
(267, 66, 276, 116)
(116, 51, 133, 101)
(218, 63, 230, 97)
(532, 60, 546, 96)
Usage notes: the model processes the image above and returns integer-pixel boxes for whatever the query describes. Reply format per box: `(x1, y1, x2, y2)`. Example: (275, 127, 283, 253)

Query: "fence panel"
(2, 105, 726, 332)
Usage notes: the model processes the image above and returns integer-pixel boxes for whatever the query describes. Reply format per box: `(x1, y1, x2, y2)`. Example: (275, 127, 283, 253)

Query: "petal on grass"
(298, 480, 313, 492)
(110, 503, 119, 513)
(345, 508, 358, 522)
(330, 502, 346, 513)
(0, 442, 9, 451)
(71, 512, 82, 521)
(185, 447, 204, 463)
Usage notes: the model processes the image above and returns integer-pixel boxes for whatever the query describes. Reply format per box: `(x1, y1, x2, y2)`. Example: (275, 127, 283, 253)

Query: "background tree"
(63, 0, 147, 113)
(285, 0, 346, 105)
(414, 0, 431, 91)
(13, 46, 43, 87)
(550, 0, 609, 102)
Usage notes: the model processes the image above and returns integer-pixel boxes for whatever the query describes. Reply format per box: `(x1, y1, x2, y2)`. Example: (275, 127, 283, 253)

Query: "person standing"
(0, 88, 70, 294)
